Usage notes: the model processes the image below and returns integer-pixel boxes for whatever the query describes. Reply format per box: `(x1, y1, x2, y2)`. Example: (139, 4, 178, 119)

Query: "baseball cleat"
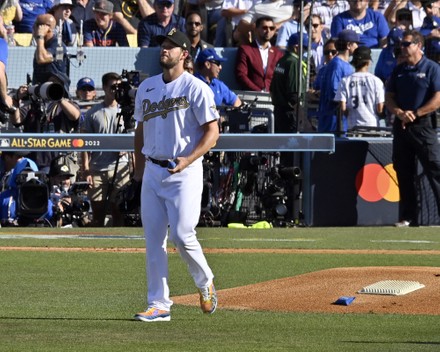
(134, 307, 171, 322)
(198, 282, 217, 314)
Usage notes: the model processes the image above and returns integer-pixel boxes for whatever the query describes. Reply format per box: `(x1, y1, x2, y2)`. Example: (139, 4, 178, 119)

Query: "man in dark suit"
(235, 16, 283, 92)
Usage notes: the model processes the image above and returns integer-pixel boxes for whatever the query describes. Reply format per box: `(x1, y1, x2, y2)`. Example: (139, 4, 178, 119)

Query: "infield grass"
(1, 227, 440, 351)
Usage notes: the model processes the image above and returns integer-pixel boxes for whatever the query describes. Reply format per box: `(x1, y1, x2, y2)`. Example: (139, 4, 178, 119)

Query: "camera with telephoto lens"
(28, 82, 64, 101)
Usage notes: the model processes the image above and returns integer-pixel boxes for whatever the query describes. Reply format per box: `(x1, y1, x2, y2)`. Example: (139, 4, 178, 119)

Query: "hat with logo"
(287, 32, 309, 48)
(387, 27, 404, 47)
(93, 0, 114, 14)
(156, 29, 191, 50)
(49, 162, 74, 178)
(338, 29, 360, 43)
(76, 77, 95, 90)
(195, 48, 227, 64)
(351, 46, 372, 65)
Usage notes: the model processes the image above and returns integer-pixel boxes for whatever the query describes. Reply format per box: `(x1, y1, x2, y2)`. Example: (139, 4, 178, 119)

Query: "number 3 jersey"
(335, 71, 385, 129)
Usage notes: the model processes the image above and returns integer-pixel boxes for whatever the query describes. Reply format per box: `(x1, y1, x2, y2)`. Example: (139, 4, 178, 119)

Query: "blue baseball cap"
(387, 27, 404, 47)
(76, 77, 95, 90)
(287, 32, 309, 48)
(196, 48, 227, 64)
(338, 29, 360, 43)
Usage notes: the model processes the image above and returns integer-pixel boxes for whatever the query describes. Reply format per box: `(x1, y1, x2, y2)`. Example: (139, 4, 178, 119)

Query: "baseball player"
(335, 46, 385, 130)
(133, 29, 220, 322)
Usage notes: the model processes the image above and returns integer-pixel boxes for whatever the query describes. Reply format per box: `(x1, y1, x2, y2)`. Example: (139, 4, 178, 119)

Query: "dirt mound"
(172, 266, 440, 315)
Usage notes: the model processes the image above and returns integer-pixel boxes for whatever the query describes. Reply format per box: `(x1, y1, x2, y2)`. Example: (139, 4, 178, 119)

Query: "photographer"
(81, 72, 130, 227)
(32, 13, 68, 85)
(49, 156, 91, 227)
(10, 71, 81, 174)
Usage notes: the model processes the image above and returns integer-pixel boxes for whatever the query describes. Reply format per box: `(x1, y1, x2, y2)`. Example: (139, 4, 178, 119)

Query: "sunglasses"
(261, 25, 276, 31)
(400, 41, 415, 47)
(187, 21, 201, 27)
(157, 2, 173, 8)
(306, 23, 321, 28)
(80, 86, 95, 92)
(397, 15, 412, 21)
(209, 60, 222, 66)
(324, 49, 337, 55)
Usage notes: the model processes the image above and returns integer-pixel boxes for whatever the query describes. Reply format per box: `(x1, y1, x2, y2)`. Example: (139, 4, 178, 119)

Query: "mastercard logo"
(72, 139, 84, 147)
(355, 163, 400, 202)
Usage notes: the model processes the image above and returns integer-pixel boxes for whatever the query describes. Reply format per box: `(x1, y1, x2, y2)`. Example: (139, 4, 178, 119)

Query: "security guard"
(385, 30, 440, 227)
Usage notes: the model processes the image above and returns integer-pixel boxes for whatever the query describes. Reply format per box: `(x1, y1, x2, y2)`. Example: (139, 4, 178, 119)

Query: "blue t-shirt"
(331, 9, 389, 48)
(14, 0, 53, 33)
(387, 56, 440, 118)
(194, 72, 238, 107)
(137, 13, 186, 47)
(83, 19, 129, 47)
(0, 38, 7, 67)
(318, 56, 354, 132)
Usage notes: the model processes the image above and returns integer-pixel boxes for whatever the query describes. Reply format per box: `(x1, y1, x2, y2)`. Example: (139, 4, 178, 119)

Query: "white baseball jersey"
(134, 71, 219, 162)
(335, 71, 385, 129)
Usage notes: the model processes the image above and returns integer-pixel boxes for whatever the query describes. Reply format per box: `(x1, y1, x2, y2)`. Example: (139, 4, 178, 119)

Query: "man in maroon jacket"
(235, 16, 283, 92)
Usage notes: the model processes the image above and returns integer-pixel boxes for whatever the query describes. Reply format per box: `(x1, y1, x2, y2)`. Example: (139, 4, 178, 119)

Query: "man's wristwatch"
(35, 35, 44, 40)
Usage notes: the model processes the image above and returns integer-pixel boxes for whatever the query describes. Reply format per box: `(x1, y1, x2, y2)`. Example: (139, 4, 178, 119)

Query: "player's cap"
(156, 0, 175, 3)
(351, 46, 372, 64)
(195, 48, 227, 64)
(156, 29, 191, 50)
(93, 0, 114, 14)
(49, 162, 74, 178)
(77, 77, 95, 90)
(338, 29, 360, 43)
(387, 27, 404, 47)
(50, 0, 73, 10)
(287, 32, 309, 48)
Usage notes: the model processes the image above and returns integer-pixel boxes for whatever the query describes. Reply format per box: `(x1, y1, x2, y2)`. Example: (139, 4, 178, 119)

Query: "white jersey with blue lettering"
(335, 71, 385, 129)
(134, 71, 219, 162)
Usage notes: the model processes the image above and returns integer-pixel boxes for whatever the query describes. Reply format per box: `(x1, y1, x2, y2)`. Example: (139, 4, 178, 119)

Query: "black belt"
(148, 157, 169, 168)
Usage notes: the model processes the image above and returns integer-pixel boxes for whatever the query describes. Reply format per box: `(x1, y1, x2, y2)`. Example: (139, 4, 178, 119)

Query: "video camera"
(111, 69, 147, 132)
(52, 181, 91, 227)
(14, 169, 51, 226)
(111, 69, 141, 107)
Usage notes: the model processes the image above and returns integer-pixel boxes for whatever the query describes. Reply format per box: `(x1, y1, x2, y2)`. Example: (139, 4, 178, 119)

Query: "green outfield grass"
(1, 227, 440, 351)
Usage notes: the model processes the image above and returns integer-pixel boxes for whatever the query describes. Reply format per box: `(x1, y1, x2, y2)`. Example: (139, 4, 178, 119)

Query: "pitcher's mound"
(172, 266, 440, 315)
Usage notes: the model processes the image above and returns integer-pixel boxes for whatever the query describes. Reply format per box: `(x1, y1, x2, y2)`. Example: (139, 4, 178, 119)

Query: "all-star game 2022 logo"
(0, 137, 86, 149)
